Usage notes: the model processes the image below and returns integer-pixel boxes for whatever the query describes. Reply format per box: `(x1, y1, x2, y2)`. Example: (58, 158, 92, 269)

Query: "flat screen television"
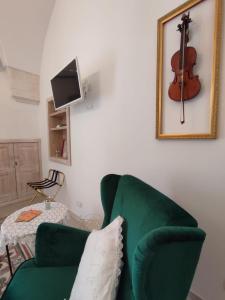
(51, 58, 83, 110)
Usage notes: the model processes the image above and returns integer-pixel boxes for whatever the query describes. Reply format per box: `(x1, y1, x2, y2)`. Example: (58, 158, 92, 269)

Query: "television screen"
(51, 58, 83, 109)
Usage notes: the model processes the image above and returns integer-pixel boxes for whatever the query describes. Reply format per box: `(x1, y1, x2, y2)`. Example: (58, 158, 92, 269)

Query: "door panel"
(0, 144, 17, 204)
(14, 142, 41, 198)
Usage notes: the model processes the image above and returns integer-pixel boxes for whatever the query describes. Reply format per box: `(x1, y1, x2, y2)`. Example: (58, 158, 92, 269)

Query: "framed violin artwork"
(156, 0, 222, 139)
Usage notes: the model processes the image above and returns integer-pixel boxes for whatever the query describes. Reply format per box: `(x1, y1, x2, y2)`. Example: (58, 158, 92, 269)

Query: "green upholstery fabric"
(101, 174, 121, 228)
(132, 226, 205, 300)
(106, 175, 201, 300)
(2, 259, 78, 300)
(35, 223, 90, 267)
(1, 174, 205, 300)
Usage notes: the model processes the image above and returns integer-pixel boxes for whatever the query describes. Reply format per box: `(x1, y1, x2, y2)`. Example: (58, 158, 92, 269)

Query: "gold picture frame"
(156, 0, 222, 139)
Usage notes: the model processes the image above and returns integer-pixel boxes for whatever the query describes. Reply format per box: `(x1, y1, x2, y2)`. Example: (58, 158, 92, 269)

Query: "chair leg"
(51, 185, 61, 202)
(30, 191, 39, 203)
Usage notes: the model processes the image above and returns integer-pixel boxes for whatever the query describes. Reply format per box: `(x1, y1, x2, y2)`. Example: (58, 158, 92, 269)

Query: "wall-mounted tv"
(51, 58, 83, 110)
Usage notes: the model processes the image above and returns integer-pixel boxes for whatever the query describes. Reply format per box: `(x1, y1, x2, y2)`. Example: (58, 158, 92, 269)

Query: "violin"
(168, 13, 201, 124)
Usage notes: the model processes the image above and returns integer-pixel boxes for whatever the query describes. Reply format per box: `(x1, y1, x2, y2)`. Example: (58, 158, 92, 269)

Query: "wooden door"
(14, 142, 41, 198)
(0, 143, 17, 205)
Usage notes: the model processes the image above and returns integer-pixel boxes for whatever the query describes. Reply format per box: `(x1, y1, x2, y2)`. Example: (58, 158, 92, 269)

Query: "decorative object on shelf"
(156, 0, 222, 139)
(55, 149, 61, 157)
(56, 124, 66, 128)
(48, 98, 71, 165)
(62, 140, 67, 159)
(8, 67, 40, 104)
(168, 12, 201, 124)
(60, 139, 65, 157)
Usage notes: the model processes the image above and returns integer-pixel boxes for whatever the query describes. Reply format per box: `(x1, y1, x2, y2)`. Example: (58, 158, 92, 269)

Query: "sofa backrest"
(101, 174, 199, 299)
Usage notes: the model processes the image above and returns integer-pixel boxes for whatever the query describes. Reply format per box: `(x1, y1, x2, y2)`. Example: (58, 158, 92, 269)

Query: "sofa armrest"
(132, 226, 206, 300)
(35, 223, 90, 267)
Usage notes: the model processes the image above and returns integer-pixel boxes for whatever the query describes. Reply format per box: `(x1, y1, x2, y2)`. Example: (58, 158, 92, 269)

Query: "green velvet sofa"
(1, 174, 205, 300)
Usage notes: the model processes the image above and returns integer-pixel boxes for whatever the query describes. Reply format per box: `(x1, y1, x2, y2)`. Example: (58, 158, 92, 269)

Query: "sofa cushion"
(2, 259, 77, 300)
(70, 216, 124, 300)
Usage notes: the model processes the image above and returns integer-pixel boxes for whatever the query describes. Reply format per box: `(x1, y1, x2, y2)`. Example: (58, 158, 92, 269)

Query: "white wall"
(39, 1, 225, 299)
(0, 0, 55, 73)
(0, 0, 55, 140)
(0, 70, 39, 139)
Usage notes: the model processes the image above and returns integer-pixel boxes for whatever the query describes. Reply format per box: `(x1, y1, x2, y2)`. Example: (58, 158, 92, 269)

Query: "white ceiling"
(0, 0, 55, 73)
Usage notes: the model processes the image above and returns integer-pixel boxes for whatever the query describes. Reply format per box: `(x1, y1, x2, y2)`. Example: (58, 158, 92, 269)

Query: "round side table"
(0, 202, 68, 276)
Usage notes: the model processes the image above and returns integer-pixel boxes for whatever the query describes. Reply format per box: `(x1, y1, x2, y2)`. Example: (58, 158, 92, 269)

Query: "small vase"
(45, 199, 51, 210)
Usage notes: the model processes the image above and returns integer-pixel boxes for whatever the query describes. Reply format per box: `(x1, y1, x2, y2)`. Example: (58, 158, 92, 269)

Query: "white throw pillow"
(69, 216, 124, 300)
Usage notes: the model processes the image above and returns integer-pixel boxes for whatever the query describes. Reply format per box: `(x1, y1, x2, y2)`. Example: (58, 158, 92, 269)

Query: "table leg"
(6, 245, 13, 277)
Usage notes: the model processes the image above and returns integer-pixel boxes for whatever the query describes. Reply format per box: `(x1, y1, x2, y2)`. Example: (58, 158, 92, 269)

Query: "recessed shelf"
(48, 98, 71, 165)
(49, 109, 66, 117)
(50, 156, 70, 165)
(50, 126, 67, 131)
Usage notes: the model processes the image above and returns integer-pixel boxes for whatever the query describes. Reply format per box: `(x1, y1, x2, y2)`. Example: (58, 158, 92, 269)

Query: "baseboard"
(188, 291, 203, 300)
(0, 195, 32, 209)
(66, 210, 102, 231)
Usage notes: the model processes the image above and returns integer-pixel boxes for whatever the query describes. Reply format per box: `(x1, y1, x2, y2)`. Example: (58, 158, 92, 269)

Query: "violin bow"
(180, 21, 186, 124)
(179, 12, 191, 124)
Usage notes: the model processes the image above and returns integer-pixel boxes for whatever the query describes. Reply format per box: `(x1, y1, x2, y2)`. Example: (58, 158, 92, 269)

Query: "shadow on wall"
(84, 71, 101, 110)
(70, 54, 116, 114)
(69, 71, 100, 115)
(55, 179, 70, 207)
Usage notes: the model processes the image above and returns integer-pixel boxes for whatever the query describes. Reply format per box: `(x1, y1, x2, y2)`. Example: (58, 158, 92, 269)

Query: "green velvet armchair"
(1, 174, 205, 300)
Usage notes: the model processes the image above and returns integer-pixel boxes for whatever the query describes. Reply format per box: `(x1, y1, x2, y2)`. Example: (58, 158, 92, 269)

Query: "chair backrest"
(48, 169, 65, 186)
(101, 174, 205, 300)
